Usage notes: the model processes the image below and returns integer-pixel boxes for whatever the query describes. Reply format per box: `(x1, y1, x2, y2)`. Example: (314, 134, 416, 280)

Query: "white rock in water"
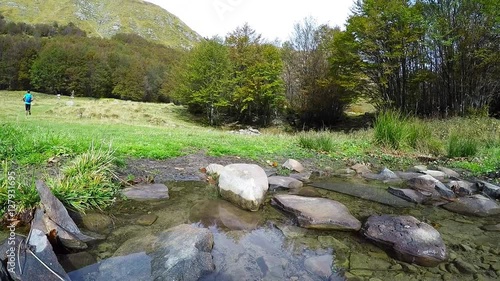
(218, 164, 268, 211)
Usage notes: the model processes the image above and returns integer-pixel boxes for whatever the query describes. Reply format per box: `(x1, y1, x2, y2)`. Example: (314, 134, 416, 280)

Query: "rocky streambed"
(1, 160, 499, 281)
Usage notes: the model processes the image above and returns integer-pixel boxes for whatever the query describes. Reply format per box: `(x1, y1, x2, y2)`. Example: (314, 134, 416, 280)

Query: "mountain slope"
(0, 0, 201, 48)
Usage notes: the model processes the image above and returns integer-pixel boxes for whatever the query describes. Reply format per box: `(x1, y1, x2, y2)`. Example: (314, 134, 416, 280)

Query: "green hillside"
(0, 0, 201, 48)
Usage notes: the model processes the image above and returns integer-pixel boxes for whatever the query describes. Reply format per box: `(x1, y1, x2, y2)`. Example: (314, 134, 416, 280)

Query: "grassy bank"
(1, 91, 499, 215)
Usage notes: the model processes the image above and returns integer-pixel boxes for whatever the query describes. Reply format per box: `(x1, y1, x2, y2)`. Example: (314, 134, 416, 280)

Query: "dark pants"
(25, 104, 31, 112)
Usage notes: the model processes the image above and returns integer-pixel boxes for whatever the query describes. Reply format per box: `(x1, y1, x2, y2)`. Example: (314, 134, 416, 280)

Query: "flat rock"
(438, 167, 460, 178)
(442, 194, 500, 217)
(395, 171, 423, 180)
(272, 194, 361, 231)
(388, 187, 429, 204)
(362, 215, 447, 267)
(122, 183, 169, 201)
(422, 170, 447, 180)
(312, 181, 414, 208)
(268, 176, 303, 190)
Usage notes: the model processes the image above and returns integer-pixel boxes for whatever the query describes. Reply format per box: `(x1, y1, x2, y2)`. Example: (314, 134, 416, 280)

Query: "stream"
(5, 178, 499, 281)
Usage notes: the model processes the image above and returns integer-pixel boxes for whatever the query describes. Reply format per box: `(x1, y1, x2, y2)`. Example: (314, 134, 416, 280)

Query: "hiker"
(23, 90, 33, 115)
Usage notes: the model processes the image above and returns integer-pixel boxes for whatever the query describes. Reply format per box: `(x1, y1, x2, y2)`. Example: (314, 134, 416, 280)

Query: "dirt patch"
(117, 151, 265, 183)
(116, 151, 342, 184)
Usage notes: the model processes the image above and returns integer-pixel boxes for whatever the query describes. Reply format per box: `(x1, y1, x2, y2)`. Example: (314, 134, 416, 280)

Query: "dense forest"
(1, 0, 498, 127)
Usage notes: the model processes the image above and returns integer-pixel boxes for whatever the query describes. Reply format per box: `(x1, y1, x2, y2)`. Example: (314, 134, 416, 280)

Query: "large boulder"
(362, 215, 447, 267)
(442, 194, 500, 217)
(272, 195, 361, 231)
(150, 224, 214, 281)
(218, 164, 269, 211)
(121, 183, 169, 201)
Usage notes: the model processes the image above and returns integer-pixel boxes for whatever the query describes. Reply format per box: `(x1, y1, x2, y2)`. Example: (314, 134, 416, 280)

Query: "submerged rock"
(218, 164, 268, 211)
(121, 183, 169, 201)
(272, 195, 361, 231)
(362, 215, 447, 267)
(81, 212, 113, 233)
(304, 255, 333, 278)
(189, 199, 262, 230)
(150, 224, 214, 281)
(442, 194, 500, 217)
(68, 252, 152, 281)
(312, 181, 414, 208)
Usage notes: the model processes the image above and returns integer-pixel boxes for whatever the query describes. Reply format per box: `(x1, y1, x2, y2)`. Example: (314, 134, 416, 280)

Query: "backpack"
(24, 94, 32, 103)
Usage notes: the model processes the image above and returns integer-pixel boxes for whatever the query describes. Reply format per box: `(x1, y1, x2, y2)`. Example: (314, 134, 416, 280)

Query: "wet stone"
(362, 215, 447, 267)
(82, 213, 113, 233)
(454, 259, 477, 274)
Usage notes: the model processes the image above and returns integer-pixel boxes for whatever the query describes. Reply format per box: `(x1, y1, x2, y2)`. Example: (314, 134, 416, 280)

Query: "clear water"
(6, 179, 500, 280)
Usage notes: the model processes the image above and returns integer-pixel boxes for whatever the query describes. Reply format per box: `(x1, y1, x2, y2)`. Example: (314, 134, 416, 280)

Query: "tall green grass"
(373, 110, 435, 152)
(0, 145, 119, 216)
(373, 110, 408, 149)
(447, 133, 479, 157)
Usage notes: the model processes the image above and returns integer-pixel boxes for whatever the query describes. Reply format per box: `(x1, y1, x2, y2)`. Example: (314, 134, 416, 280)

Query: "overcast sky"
(145, 0, 355, 42)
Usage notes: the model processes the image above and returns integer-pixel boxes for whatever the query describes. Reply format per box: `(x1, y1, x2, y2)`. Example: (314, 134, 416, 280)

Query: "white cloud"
(145, 0, 354, 42)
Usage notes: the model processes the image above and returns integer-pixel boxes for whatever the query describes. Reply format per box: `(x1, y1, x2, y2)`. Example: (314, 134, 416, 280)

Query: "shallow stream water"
(5, 178, 499, 281)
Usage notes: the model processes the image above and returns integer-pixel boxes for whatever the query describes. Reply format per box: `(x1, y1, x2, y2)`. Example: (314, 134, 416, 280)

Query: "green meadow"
(1, 91, 499, 215)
